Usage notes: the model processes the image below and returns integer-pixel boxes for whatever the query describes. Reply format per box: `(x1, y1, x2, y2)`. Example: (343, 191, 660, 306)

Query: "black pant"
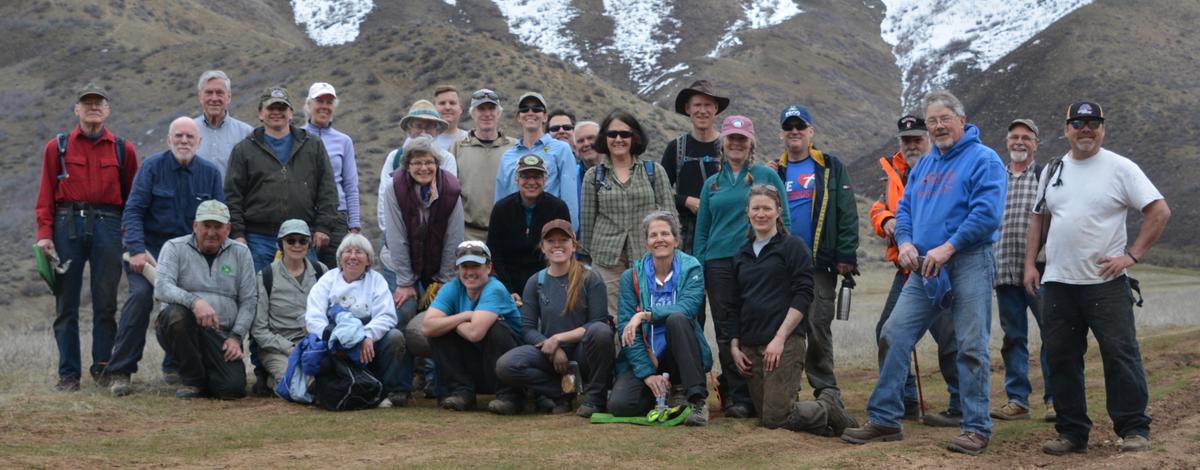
(155, 304, 246, 399)
(317, 210, 350, 269)
(428, 322, 522, 401)
(607, 313, 707, 417)
(1043, 277, 1151, 444)
(705, 258, 752, 411)
(495, 322, 614, 405)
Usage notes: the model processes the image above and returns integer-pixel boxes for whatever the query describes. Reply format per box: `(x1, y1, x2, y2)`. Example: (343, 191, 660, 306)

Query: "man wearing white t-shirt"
(1024, 101, 1171, 456)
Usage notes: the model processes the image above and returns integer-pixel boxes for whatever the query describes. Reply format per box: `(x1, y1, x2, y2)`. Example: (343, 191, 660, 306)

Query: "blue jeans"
(107, 253, 178, 376)
(52, 212, 123, 380)
(869, 245, 995, 437)
(245, 231, 317, 273)
(370, 329, 409, 394)
(875, 269, 960, 412)
(995, 285, 1052, 407)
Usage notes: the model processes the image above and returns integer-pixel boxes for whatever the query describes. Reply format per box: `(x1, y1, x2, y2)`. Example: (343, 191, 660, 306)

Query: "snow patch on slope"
(709, 1, 803, 59)
(493, 0, 586, 68)
(291, 0, 375, 46)
(881, 0, 1091, 107)
(605, 0, 681, 87)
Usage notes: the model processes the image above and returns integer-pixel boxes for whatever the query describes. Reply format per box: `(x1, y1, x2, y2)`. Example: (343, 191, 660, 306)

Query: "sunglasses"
(1068, 119, 1103, 130)
(606, 130, 634, 139)
(548, 124, 574, 132)
(472, 90, 499, 100)
(518, 105, 546, 114)
(283, 237, 310, 246)
(781, 121, 809, 132)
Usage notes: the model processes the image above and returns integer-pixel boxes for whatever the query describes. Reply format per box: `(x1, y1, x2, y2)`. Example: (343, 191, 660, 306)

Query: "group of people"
(36, 70, 1170, 456)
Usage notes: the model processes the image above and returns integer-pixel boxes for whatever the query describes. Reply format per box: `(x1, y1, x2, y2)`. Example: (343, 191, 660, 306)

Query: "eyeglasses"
(518, 105, 546, 114)
(606, 130, 634, 139)
(1068, 119, 1103, 130)
(781, 121, 809, 132)
(924, 115, 958, 127)
(283, 237, 310, 246)
(548, 124, 574, 132)
(753, 184, 779, 193)
(472, 90, 499, 101)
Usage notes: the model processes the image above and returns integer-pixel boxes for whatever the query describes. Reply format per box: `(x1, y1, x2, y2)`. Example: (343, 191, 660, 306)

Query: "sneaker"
(388, 391, 410, 408)
(921, 409, 962, 427)
(1042, 436, 1087, 455)
(946, 432, 989, 456)
(440, 394, 476, 411)
(1119, 434, 1151, 453)
(724, 403, 753, 419)
(902, 400, 921, 420)
(684, 399, 709, 427)
(576, 401, 603, 418)
(109, 374, 132, 397)
(990, 401, 1030, 420)
(378, 398, 394, 408)
(175, 386, 202, 399)
(841, 421, 904, 444)
(54, 376, 81, 392)
(162, 371, 181, 386)
(1043, 403, 1057, 422)
(488, 398, 523, 415)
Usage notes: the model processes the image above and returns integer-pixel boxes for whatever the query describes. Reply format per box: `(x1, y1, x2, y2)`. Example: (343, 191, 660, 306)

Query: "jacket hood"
(931, 124, 981, 161)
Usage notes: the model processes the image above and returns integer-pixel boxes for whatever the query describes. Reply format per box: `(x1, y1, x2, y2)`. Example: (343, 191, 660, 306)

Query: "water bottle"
(836, 274, 855, 321)
(655, 372, 670, 412)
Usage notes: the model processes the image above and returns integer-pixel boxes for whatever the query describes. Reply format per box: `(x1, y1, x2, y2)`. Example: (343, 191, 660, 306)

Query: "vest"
(394, 169, 461, 281)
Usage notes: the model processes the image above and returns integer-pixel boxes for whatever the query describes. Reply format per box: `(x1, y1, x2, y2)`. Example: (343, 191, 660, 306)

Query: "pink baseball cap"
(721, 115, 755, 139)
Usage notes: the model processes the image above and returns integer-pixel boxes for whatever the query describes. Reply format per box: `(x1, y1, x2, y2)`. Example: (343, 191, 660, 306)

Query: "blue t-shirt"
(785, 159, 816, 246)
(264, 133, 294, 165)
(431, 276, 522, 333)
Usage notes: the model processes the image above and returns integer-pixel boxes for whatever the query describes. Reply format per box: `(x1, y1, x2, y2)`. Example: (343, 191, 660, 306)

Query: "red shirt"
(35, 126, 139, 240)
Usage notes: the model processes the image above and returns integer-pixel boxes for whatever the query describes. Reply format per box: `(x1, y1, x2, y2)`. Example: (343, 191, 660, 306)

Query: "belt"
(56, 202, 122, 218)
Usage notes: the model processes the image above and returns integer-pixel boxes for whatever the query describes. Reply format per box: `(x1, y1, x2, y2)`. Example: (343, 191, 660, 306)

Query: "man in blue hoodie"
(842, 90, 1006, 456)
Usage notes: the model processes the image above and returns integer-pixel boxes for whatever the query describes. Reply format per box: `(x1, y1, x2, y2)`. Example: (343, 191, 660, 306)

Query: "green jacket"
(225, 126, 340, 238)
(614, 250, 713, 379)
(774, 147, 859, 270)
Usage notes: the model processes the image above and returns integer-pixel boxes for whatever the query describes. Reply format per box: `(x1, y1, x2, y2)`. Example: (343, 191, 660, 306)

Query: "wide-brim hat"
(400, 100, 450, 133)
(674, 80, 730, 116)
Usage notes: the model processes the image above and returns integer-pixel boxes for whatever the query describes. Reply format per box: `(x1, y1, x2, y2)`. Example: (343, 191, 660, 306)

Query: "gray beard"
(1009, 151, 1028, 163)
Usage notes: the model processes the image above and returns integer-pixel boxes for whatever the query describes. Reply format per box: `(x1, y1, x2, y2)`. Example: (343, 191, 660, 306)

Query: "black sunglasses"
(518, 105, 546, 114)
(1068, 119, 1102, 130)
(548, 124, 574, 132)
(606, 130, 634, 139)
(782, 121, 809, 132)
(283, 237, 310, 246)
(472, 90, 499, 100)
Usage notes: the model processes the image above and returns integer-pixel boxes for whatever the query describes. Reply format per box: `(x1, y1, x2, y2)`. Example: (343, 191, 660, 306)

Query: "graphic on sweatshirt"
(330, 294, 370, 323)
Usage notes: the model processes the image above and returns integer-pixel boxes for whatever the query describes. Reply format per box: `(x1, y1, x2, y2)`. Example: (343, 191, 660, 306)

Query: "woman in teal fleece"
(692, 115, 788, 418)
(608, 211, 712, 426)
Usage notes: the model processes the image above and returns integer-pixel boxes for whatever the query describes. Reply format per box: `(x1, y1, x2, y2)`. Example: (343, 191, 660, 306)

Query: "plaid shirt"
(995, 163, 1040, 286)
(580, 156, 677, 268)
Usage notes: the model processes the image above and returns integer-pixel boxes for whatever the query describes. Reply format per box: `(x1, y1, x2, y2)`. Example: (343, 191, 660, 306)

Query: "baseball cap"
(194, 200, 230, 224)
(720, 115, 755, 139)
(307, 82, 337, 100)
(469, 88, 500, 112)
(1008, 118, 1039, 137)
(260, 86, 293, 109)
(276, 219, 312, 239)
(1065, 101, 1104, 122)
(517, 92, 547, 109)
(455, 240, 492, 266)
(540, 219, 575, 240)
(896, 115, 926, 137)
(77, 82, 109, 102)
(779, 104, 813, 127)
(516, 154, 547, 174)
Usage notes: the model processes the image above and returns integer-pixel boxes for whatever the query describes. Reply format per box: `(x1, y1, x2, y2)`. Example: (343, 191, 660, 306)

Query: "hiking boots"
(841, 422, 904, 444)
(1042, 436, 1087, 455)
(54, 376, 80, 392)
(388, 391, 410, 408)
(487, 398, 523, 415)
(684, 399, 709, 427)
(946, 432, 989, 456)
(921, 409, 962, 427)
(162, 371, 181, 386)
(990, 401, 1030, 420)
(534, 395, 557, 413)
(175, 386, 202, 399)
(92, 367, 112, 387)
(723, 403, 753, 419)
(441, 394, 476, 411)
(251, 368, 273, 397)
(826, 403, 859, 437)
(109, 374, 132, 397)
(576, 401, 603, 418)
(1119, 434, 1151, 453)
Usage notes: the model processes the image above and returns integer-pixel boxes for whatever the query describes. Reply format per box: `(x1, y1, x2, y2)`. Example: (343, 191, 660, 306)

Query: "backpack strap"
(643, 160, 656, 193)
(390, 148, 402, 172)
(262, 265, 275, 302)
(535, 268, 547, 306)
(115, 137, 128, 201)
(1033, 158, 1064, 214)
(675, 134, 687, 183)
(55, 133, 69, 181)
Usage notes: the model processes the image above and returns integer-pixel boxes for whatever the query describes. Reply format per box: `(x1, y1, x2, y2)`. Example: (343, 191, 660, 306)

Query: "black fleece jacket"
(727, 232, 815, 345)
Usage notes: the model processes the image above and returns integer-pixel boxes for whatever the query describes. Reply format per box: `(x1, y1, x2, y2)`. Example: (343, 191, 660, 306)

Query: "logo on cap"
(1078, 104, 1093, 115)
(271, 89, 284, 98)
(523, 155, 539, 165)
(733, 119, 744, 128)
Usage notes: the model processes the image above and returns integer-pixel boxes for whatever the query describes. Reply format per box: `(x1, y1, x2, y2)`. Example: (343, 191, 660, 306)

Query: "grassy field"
(2, 265, 1199, 468)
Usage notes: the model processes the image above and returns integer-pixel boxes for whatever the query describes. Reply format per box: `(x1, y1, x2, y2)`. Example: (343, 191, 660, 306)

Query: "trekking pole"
(912, 348, 926, 416)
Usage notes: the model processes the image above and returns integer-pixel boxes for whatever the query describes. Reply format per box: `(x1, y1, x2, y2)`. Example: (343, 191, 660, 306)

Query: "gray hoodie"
(155, 235, 258, 339)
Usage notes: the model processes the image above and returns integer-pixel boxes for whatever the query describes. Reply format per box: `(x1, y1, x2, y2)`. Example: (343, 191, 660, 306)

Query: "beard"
(1009, 151, 1028, 163)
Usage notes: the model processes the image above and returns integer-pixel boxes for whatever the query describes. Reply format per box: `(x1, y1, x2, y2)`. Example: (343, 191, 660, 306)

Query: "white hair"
(921, 90, 966, 117)
(196, 70, 231, 93)
(336, 233, 374, 269)
(575, 121, 599, 132)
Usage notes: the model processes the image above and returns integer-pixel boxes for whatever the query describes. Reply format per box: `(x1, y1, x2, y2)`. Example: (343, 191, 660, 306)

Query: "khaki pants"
(593, 251, 630, 317)
(261, 351, 290, 388)
(741, 334, 806, 429)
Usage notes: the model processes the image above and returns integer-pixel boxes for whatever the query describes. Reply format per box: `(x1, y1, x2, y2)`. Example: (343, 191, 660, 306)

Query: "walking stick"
(912, 348, 926, 416)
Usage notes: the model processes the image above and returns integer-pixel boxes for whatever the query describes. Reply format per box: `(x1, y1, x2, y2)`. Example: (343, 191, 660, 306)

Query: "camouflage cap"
(260, 86, 293, 109)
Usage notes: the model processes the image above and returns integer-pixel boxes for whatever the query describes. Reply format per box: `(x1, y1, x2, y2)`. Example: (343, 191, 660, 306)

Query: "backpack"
(57, 132, 128, 201)
(673, 134, 718, 185)
(262, 262, 327, 301)
(313, 353, 384, 411)
(593, 160, 657, 193)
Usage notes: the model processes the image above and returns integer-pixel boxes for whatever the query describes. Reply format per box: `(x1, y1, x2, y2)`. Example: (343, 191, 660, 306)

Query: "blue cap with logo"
(779, 104, 813, 127)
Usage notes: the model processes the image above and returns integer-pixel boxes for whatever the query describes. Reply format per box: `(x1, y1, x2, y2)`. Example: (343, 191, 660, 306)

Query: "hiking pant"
(495, 322, 614, 406)
(594, 253, 630, 318)
(428, 322, 523, 401)
(261, 350, 289, 387)
(155, 304, 246, 399)
(785, 389, 848, 436)
(367, 329, 408, 394)
(107, 253, 179, 376)
(875, 269, 960, 412)
(741, 333, 806, 429)
(607, 312, 708, 417)
(705, 258, 753, 412)
(805, 270, 839, 398)
(1043, 277, 1150, 445)
(996, 284, 1053, 408)
(52, 210, 121, 380)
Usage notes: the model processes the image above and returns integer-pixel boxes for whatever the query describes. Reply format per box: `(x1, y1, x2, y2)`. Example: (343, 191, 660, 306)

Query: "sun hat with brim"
(399, 100, 450, 133)
(455, 241, 492, 266)
(194, 200, 230, 224)
(540, 219, 574, 240)
(674, 80, 730, 116)
(277, 219, 312, 239)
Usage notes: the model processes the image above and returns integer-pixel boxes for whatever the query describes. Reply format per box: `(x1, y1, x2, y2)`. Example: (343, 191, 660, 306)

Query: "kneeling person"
(251, 219, 327, 388)
(422, 241, 525, 414)
(154, 201, 256, 399)
(496, 220, 612, 417)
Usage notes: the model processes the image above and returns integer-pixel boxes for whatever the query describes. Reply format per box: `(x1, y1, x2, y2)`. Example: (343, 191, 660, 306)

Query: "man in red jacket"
(35, 83, 139, 391)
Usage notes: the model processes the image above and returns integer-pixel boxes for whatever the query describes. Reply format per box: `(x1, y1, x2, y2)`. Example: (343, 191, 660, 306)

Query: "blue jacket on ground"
(894, 124, 1006, 254)
(614, 250, 713, 379)
(121, 151, 224, 256)
(494, 134, 580, 231)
